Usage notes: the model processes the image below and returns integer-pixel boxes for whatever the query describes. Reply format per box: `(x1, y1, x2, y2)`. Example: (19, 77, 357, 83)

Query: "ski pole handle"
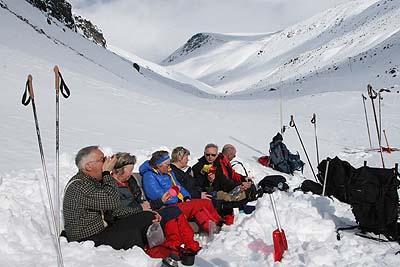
(27, 75, 34, 99)
(311, 113, 316, 124)
(54, 65, 60, 96)
(54, 65, 71, 99)
(367, 84, 377, 99)
(21, 75, 35, 106)
(289, 115, 295, 127)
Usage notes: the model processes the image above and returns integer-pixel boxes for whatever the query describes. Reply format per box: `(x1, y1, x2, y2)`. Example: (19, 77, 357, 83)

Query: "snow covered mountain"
(0, 0, 399, 266)
(163, 0, 400, 97)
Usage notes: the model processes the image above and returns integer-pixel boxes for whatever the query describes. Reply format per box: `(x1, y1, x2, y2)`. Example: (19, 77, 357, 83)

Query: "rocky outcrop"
(26, 0, 106, 47)
(74, 14, 106, 48)
(27, 0, 74, 29)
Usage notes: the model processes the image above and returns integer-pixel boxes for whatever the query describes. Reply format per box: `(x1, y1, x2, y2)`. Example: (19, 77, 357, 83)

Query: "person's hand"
(161, 191, 172, 203)
(141, 201, 151, 211)
(240, 181, 252, 191)
(201, 192, 212, 199)
(152, 211, 162, 223)
(207, 173, 215, 183)
(102, 155, 117, 172)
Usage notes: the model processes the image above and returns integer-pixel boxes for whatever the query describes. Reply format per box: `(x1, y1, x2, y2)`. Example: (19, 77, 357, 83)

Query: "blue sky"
(69, 0, 347, 62)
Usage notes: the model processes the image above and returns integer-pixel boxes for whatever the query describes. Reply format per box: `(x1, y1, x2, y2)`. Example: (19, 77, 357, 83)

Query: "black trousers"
(85, 211, 155, 250)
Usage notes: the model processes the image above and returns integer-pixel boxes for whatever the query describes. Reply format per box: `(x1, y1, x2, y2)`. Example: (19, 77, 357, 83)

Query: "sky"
(72, 0, 348, 62)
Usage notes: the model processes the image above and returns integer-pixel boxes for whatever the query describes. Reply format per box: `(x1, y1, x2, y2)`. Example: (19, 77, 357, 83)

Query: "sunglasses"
(205, 153, 217, 157)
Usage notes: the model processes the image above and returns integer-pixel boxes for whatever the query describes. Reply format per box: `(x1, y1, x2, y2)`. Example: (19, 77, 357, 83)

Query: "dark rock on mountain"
(74, 14, 106, 47)
(27, 0, 74, 29)
(26, 0, 106, 47)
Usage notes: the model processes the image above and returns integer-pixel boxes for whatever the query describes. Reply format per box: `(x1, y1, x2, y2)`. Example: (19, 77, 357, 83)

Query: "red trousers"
(146, 213, 200, 258)
(176, 199, 221, 232)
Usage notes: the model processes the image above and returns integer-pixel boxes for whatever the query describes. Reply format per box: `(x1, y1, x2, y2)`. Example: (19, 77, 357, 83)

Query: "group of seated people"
(62, 143, 256, 263)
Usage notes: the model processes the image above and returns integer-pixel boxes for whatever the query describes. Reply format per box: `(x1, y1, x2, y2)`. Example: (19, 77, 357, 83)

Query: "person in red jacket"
(217, 144, 252, 186)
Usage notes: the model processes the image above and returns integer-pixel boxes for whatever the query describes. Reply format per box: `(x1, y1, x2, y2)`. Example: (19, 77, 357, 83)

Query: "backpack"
(294, 180, 323, 195)
(317, 156, 355, 203)
(318, 157, 399, 241)
(258, 175, 289, 193)
(269, 132, 304, 174)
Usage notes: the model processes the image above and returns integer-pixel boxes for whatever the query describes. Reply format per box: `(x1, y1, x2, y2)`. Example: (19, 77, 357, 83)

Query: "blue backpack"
(269, 132, 304, 174)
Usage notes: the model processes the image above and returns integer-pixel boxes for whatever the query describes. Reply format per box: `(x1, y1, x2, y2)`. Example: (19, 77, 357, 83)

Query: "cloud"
(69, 0, 347, 62)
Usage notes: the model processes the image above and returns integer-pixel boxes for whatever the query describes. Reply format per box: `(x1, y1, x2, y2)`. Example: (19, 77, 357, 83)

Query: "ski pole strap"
(311, 113, 316, 124)
(58, 71, 70, 99)
(21, 79, 31, 106)
(367, 84, 377, 99)
(362, 94, 367, 100)
(289, 115, 295, 127)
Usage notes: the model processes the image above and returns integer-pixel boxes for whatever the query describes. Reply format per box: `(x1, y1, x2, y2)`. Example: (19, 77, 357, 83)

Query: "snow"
(164, 0, 400, 97)
(0, 0, 399, 266)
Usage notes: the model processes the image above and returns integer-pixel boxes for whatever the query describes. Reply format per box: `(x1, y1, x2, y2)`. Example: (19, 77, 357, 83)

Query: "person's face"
(179, 154, 189, 168)
(117, 164, 134, 182)
(227, 148, 236, 161)
(85, 149, 105, 180)
(157, 160, 171, 174)
(204, 147, 218, 164)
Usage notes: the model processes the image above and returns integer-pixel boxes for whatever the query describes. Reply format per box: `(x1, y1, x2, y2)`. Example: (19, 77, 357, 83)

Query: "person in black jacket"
(112, 152, 201, 259)
(170, 146, 210, 199)
(192, 144, 249, 224)
(192, 143, 239, 194)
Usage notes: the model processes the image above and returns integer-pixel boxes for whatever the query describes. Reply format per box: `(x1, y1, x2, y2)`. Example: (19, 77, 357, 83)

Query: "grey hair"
(75, 145, 99, 170)
(114, 152, 137, 174)
(222, 144, 235, 154)
(204, 143, 218, 151)
(171, 146, 190, 162)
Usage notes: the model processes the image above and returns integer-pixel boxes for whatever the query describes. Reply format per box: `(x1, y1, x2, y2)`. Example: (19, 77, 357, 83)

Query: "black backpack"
(317, 156, 355, 203)
(269, 132, 304, 174)
(318, 157, 399, 241)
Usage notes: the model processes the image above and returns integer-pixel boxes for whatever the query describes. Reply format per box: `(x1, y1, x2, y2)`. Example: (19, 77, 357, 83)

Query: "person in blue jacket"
(140, 152, 191, 204)
(140, 150, 222, 233)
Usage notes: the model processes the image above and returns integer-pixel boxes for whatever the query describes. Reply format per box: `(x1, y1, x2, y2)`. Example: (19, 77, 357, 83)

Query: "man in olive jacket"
(63, 146, 159, 250)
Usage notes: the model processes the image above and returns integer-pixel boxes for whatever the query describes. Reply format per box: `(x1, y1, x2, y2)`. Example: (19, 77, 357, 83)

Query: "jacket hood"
(139, 160, 153, 175)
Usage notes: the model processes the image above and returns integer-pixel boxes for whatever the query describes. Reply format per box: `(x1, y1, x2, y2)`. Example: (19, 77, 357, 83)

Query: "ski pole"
(322, 159, 330, 196)
(311, 113, 320, 165)
(21, 75, 64, 267)
(383, 129, 391, 153)
(367, 85, 385, 168)
(361, 94, 372, 149)
(279, 88, 283, 134)
(53, 66, 70, 237)
(378, 92, 382, 146)
(289, 115, 318, 182)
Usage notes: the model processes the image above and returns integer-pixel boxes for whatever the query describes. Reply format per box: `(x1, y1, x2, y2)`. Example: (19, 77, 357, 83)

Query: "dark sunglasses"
(205, 153, 217, 157)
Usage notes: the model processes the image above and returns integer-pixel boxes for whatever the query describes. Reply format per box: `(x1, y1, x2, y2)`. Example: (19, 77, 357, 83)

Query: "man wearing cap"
(63, 145, 158, 250)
